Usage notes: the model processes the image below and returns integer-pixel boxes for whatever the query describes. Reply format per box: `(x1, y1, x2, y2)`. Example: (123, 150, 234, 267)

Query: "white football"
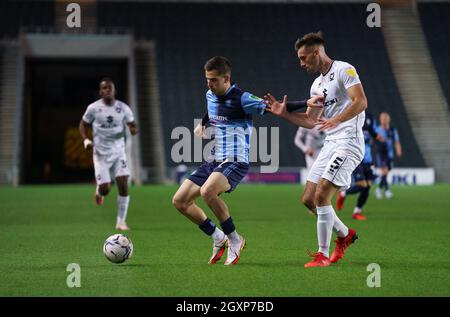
(103, 234, 133, 264)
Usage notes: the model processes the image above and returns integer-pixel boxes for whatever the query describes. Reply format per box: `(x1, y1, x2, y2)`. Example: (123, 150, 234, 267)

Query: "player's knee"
(301, 194, 315, 211)
(200, 186, 217, 204)
(314, 191, 329, 206)
(99, 183, 111, 196)
(172, 195, 189, 211)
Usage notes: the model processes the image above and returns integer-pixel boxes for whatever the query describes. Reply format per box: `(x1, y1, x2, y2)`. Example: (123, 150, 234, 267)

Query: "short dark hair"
(204, 56, 232, 76)
(294, 32, 325, 51)
(99, 77, 114, 85)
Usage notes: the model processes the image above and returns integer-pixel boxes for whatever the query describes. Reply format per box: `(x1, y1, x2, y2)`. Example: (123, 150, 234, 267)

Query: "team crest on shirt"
(115, 107, 122, 113)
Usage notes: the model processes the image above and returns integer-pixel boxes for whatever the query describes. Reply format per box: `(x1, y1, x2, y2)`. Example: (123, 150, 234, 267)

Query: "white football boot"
(224, 235, 246, 266)
(208, 235, 228, 264)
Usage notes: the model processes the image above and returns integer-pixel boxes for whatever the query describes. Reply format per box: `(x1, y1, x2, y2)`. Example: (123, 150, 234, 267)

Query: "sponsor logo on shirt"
(210, 114, 228, 121)
(100, 116, 119, 128)
(324, 98, 338, 107)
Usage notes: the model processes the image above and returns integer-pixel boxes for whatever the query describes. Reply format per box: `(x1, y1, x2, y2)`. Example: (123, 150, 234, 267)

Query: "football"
(103, 234, 133, 264)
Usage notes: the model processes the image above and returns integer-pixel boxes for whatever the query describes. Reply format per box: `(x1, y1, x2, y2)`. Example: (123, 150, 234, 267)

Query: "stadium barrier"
(172, 165, 435, 185)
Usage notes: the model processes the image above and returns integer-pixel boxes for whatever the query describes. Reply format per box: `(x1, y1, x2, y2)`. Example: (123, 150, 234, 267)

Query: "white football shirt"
(82, 99, 134, 156)
(310, 60, 365, 140)
(294, 126, 326, 153)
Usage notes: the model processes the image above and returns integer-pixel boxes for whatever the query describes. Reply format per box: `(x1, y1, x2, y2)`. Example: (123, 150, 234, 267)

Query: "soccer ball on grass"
(103, 234, 133, 264)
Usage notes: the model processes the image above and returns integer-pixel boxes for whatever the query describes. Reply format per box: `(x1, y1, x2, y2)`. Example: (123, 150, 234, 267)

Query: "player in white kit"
(294, 126, 325, 170)
(79, 78, 138, 231)
(264, 32, 367, 267)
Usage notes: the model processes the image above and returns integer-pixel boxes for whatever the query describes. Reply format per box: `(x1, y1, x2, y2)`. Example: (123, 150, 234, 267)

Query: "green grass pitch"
(0, 184, 449, 296)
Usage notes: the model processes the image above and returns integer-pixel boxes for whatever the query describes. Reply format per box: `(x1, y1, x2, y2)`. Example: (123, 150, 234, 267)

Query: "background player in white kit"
(294, 126, 325, 170)
(265, 32, 368, 267)
(79, 78, 138, 231)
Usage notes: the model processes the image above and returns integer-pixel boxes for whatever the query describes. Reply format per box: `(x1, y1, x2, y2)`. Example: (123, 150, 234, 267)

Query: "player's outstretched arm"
(264, 93, 323, 128)
(79, 119, 93, 150)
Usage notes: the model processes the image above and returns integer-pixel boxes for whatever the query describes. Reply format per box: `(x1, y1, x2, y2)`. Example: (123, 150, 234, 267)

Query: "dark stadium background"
(0, 0, 448, 185)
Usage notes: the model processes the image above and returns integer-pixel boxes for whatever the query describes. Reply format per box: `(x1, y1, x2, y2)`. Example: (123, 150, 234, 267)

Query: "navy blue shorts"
(375, 153, 392, 170)
(188, 161, 249, 193)
(352, 162, 377, 182)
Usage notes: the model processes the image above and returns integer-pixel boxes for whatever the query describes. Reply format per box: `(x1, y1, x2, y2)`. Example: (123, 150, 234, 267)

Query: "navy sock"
(380, 175, 388, 190)
(198, 218, 216, 236)
(356, 186, 370, 209)
(384, 176, 390, 190)
(346, 185, 363, 195)
(220, 217, 236, 235)
(379, 176, 386, 190)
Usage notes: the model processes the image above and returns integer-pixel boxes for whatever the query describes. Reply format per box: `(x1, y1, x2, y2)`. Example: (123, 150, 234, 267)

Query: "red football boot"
(95, 193, 104, 205)
(330, 229, 358, 263)
(304, 252, 331, 268)
(352, 213, 366, 221)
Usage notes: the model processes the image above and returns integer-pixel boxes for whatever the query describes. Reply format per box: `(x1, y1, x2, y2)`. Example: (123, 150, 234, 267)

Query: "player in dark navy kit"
(172, 56, 322, 266)
(336, 112, 382, 220)
(374, 112, 402, 199)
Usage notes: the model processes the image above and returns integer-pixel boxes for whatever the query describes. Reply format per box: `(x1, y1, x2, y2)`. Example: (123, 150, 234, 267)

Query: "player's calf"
(95, 183, 111, 205)
(98, 183, 111, 196)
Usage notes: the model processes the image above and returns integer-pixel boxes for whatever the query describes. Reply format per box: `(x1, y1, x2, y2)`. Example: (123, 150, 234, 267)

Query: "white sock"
(211, 227, 225, 243)
(316, 205, 334, 258)
(96, 185, 102, 196)
(332, 208, 349, 238)
(117, 195, 130, 225)
(227, 230, 241, 244)
(341, 191, 347, 197)
(353, 207, 362, 215)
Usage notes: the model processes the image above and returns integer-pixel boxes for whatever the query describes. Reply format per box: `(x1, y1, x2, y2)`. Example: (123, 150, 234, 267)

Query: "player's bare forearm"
(281, 112, 317, 129)
(287, 103, 323, 128)
(335, 84, 367, 124)
(335, 100, 367, 124)
(128, 122, 138, 135)
(79, 120, 90, 140)
(396, 142, 402, 157)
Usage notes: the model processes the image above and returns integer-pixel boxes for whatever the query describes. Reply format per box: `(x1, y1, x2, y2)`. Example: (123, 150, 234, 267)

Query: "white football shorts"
(93, 151, 130, 185)
(307, 137, 364, 191)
